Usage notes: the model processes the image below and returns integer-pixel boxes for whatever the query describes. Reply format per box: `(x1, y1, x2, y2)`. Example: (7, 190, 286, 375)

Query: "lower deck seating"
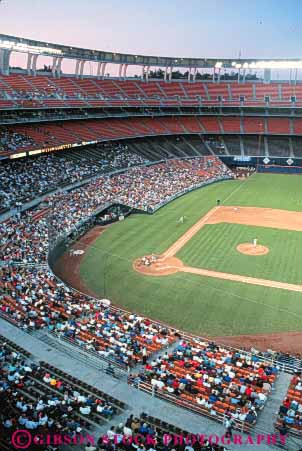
(107, 412, 226, 451)
(275, 374, 302, 437)
(0, 334, 125, 450)
(129, 338, 278, 427)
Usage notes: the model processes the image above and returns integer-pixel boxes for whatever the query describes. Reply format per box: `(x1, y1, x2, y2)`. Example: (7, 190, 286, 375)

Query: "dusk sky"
(1, 0, 302, 74)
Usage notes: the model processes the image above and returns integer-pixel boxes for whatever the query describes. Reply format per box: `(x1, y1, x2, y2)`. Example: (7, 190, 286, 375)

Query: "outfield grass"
(80, 174, 302, 336)
(178, 223, 302, 285)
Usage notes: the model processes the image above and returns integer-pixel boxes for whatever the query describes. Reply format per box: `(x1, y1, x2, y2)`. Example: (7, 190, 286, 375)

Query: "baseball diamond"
(56, 174, 302, 347)
(3, 16, 302, 450)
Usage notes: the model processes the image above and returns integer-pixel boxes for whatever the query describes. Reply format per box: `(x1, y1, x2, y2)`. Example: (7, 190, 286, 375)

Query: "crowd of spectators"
(129, 338, 278, 427)
(0, 264, 176, 367)
(1, 155, 232, 215)
(0, 337, 123, 450)
(10, 86, 62, 101)
(276, 373, 302, 433)
(1, 157, 232, 267)
(101, 414, 229, 451)
(0, 143, 147, 209)
(0, 156, 232, 370)
(0, 129, 35, 154)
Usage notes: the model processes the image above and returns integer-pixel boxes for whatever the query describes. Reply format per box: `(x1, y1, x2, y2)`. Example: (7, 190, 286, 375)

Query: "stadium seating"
(267, 118, 290, 134)
(242, 136, 264, 156)
(242, 117, 265, 134)
(0, 142, 147, 208)
(222, 136, 242, 155)
(0, 263, 178, 367)
(0, 156, 233, 372)
(110, 412, 227, 450)
(0, 334, 126, 450)
(2, 114, 302, 158)
(275, 375, 302, 436)
(266, 137, 291, 157)
(129, 338, 278, 426)
(219, 117, 241, 133)
(2, 73, 302, 110)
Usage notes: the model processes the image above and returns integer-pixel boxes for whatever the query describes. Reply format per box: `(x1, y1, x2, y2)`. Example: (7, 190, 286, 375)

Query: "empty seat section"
(243, 136, 264, 156)
(185, 135, 211, 155)
(199, 117, 221, 133)
(293, 118, 302, 134)
(267, 118, 290, 134)
(158, 81, 185, 97)
(180, 117, 204, 133)
(221, 117, 241, 133)
(181, 82, 207, 98)
(207, 83, 230, 100)
(243, 117, 265, 133)
(223, 136, 241, 155)
(267, 137, 290, 156)
(114, 80, 143, 97)
(292, 137, 302, 157)
(137, 81, 164, 97)
(255, 83, 279, 100)
(230, 83, 254, 100)
(93, 80, 122, 97)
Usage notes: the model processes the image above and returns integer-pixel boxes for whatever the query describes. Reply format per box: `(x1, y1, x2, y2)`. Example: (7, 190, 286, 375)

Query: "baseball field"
(63, 173, 302, 345)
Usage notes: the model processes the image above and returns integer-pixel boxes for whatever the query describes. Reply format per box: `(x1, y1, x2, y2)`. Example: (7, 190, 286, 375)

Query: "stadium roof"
(1, 33, 302, 70)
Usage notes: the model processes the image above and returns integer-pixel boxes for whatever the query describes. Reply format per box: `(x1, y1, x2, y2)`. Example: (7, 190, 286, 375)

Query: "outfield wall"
(257, 164, 302, 174)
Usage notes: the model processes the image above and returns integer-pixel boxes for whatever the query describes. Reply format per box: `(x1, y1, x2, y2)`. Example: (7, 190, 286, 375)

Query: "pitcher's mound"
(237, 243, 269, 256)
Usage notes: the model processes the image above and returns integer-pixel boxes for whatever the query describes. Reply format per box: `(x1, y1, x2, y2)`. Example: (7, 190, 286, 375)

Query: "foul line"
(163, 206, 219, 258)
(163, 177, 251, 259)
(180, 266, 302, 293)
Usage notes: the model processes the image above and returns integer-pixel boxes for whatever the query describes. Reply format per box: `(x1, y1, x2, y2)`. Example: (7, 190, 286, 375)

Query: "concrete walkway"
(1, 319, 301, 451)
(256, 371, 292, 432)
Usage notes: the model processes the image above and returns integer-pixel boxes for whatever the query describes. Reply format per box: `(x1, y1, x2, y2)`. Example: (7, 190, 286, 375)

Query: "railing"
(49, 329, 128, 371)
(181, 330, 302, 375)
(130, 378, 254, 434)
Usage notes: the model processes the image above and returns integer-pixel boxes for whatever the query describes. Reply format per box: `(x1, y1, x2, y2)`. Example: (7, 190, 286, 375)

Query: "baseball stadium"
(1, 2, 302, 451)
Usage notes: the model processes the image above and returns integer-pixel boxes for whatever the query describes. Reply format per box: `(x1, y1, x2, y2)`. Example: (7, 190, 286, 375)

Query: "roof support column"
(52, 57, 58, 77)
(118, 63, 123, 79)
(145, 65, 150, 81)
(242, 69, 246, 83)
(212, 67, 215, 82)
(27, 53, 33, 75)
(101, 62, 107, 78)
(141, 65, 145, 81)
(193, 67, 197, 81)
(52, 57, 63, 78)
(188, 67, 192, 82)
(75, 59, 80, 77)
(168, 66, 173, 81)
(263, 68, 271, 84)
(123, 63, 128, 79)
(56, 57, 63, 78)
(164, 66, 168, 81)
(0, 48, 11, 75)
(79, 60, 85, 79)
(217, 68, 221, 83)
(97, 61, 102, 78)
(31, 54, 38, 76)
